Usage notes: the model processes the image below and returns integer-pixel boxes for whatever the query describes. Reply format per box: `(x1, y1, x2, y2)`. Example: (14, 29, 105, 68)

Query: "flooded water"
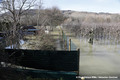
(60, 28, 120, 80)
(4, 27, 120, 80)
(78, 38, 120, 80)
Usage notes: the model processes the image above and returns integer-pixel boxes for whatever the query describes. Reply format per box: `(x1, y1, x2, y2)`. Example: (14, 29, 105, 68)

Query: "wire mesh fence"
(59, 27, 77, 50)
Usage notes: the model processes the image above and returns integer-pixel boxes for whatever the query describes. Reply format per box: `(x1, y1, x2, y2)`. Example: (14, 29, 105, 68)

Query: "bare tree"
(45, 7, 65, 27)
(36, 0, 42, 26)
(0, 0, 37, 35)
(0, 0, 38, 48)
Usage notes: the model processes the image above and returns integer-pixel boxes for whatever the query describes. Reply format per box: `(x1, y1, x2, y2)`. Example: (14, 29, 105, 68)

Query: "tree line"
(63, 11, 120, 44)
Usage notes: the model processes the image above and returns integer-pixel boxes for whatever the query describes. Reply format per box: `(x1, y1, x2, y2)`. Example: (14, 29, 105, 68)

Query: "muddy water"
(78, 38, 120, 80)
(62, 28, 120, 79)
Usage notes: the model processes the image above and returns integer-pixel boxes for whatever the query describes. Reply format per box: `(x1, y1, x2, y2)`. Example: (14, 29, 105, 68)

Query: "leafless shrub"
(63, 12, 120, 44)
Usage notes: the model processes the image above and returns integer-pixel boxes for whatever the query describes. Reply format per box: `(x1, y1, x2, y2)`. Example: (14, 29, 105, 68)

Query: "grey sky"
(43, 0, 120, 13)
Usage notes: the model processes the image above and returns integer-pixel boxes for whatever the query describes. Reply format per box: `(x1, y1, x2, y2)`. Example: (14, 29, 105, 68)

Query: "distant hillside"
(62, 10, 120, 24)
(62, 10, 120, 19)
(1, 9, 120, 26)
(62, 10, 120, 43)
(1, 9, 120, 20)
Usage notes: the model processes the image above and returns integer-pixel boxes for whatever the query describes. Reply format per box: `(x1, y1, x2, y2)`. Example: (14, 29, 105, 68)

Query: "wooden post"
(65, 38, 67, 50)
(69, 39, 71, 51)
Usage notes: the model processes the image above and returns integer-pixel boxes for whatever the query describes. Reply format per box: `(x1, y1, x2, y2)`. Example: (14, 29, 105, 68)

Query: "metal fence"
(4, 49, 80, 80)
(60, 27, 77, 50)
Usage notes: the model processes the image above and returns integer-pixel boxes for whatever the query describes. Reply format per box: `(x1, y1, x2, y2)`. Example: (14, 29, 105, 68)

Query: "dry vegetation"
(63, 11, 120, 44)
(0, 6, 65, 49)
(0, 1, 65, 79)
(23, 33, 56, 50)
(20, 7, 65, 27)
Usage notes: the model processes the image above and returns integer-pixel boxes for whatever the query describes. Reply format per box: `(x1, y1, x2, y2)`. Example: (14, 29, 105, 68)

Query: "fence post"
(65, 39, 67, 50)
(69, 39, 71, 51)
(62, 30, 63, 41)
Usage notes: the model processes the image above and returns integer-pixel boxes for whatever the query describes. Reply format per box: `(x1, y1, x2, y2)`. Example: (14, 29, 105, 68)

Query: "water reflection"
(78, 37, 120, 79)
(88, 43, 93, 55)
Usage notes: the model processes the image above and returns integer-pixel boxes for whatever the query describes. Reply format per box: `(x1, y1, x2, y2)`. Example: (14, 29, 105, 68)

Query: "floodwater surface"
(63, 28, 120, 80)
(78, 38, 120, 80)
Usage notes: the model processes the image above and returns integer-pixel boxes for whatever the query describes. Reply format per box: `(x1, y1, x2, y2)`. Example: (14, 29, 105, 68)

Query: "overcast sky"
(43, 0, 120, 13)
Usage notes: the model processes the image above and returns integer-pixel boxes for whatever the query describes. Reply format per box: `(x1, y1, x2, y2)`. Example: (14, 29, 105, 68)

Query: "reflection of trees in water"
(63, 12, 120, 45)
(66, 25, 120, 45)
(88, 44, 93, 55)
